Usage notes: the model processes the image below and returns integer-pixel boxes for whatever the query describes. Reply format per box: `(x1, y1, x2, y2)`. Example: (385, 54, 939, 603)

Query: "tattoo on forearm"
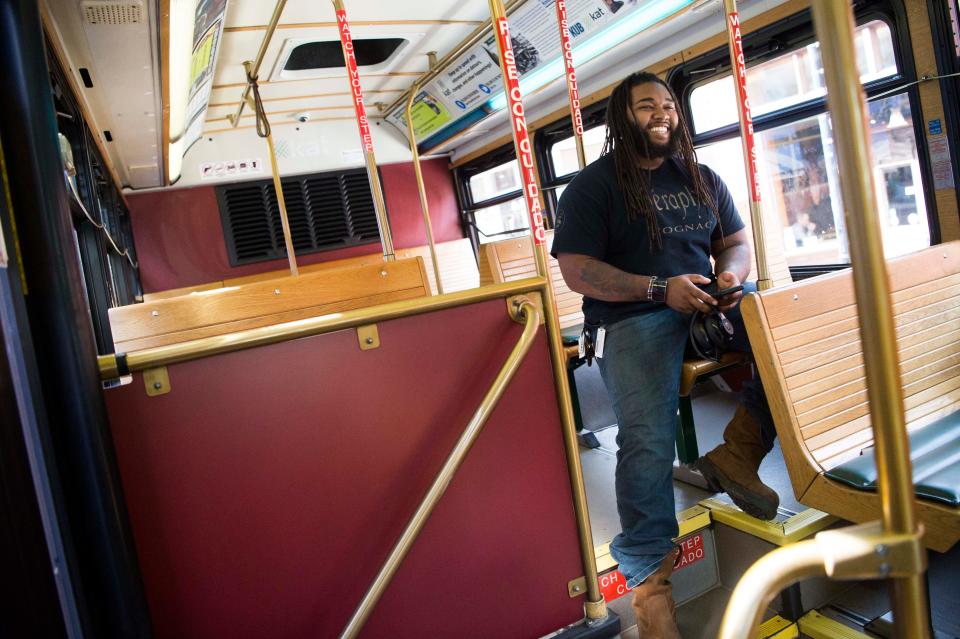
(579, 259, 645, 301)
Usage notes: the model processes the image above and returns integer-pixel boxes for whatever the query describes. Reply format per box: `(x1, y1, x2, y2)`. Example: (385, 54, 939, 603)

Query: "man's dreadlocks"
(602, 72, 720, 252)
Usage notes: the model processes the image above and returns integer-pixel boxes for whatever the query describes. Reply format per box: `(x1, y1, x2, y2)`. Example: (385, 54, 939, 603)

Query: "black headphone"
(689, 308, 735, 362)
(688, 278, 742, 362)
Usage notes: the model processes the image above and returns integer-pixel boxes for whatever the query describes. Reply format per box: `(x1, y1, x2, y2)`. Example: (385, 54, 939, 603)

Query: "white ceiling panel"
(42, 0, 794, 190)
(224, 0, 487, 26)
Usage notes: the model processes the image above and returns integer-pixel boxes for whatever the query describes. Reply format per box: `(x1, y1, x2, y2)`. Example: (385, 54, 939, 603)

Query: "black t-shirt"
(551, 153, 744, 326)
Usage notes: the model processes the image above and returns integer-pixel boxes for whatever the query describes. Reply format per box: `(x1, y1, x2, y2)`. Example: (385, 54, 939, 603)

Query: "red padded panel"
(104, 299, 584, 639)
(380, 158, 462, 246)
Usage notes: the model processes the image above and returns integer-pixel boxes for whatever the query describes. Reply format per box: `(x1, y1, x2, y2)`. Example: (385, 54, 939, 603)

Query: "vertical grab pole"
(244, 61, 299, 277)
(333, 0, 395, 261)
(722, 0, 771, 290)
(555, 0, 586, 170)
(811, 1, 930, 636)
(264, 131, 299, 276)
(405, 85, 444, 294)
(487, 0, 606, 621)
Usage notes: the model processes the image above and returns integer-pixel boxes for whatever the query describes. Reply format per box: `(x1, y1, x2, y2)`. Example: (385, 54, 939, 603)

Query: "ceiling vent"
(272, 32, 422, 81)
(81, 1, 143, 26)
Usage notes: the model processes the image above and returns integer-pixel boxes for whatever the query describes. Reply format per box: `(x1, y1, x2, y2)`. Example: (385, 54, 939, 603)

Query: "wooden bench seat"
(742, 241, 960, 551)
(142, 237, 478, 302)
(109, 258, 430, 353)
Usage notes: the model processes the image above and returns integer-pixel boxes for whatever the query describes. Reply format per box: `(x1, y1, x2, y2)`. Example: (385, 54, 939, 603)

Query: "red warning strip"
(336, 9, 374, 153)
(598, 533, 706, 602)
(555, 1, 584, 137)
(727, 10, 761, 204)
(493, 16, 547, 246)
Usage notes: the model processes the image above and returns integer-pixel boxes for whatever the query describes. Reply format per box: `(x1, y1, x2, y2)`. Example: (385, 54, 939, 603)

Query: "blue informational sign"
(929, 119, 943, 135)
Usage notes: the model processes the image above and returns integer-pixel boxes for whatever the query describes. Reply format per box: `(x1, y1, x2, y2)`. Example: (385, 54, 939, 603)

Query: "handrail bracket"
(816, 521, 926, 581)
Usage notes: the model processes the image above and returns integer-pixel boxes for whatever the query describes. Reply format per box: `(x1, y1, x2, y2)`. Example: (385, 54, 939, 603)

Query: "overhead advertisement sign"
(183, 0, 229, 152)
(387, 0, 689, 147)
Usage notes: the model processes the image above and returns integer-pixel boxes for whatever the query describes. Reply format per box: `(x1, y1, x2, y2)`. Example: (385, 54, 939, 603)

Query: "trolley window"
(549, 125, 607, 180)
(682, 16, 930, 270)
(690, 21, 898, 136)
(459, 150, 531, 245)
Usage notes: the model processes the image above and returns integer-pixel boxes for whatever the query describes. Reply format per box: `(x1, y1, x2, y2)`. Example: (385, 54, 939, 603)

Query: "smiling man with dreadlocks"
(552, 72, 780, 638)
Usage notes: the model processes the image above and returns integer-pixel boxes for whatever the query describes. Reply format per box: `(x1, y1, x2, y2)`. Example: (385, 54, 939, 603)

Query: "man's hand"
(666, 274, 717, 313)
(715, 270, 742, 312)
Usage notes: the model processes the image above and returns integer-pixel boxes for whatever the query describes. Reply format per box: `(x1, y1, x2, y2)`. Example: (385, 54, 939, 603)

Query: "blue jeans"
(596, 282, 776, 587)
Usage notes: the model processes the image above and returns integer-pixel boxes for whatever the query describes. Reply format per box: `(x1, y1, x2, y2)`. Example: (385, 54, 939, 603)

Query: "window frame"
(454, 142, 533, 247)
(534, 100, 609, 219)
(670, 0, 940, 272)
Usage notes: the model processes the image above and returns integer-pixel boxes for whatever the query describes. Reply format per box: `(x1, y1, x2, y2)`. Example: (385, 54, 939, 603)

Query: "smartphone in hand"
(715, 284, 744, 298)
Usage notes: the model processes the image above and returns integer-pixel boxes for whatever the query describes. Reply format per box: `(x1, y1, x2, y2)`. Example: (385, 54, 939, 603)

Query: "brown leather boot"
(630, 550, 681, 639)
(692, 405, 779, 520)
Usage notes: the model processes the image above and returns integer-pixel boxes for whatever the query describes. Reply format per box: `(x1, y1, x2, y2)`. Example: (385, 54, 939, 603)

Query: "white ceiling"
(43, 0, 786, 192)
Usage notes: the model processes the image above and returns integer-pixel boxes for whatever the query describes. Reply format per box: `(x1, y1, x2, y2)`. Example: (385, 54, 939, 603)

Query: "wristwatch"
(649, 277, 668, 303)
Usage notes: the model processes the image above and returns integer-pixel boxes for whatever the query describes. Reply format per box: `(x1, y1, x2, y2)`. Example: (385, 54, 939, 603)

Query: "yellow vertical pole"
(265, 132, 299, 276)
(555, 0, 586, 170)
(811, 1, 930, 636)
(243, 63, 298, 278)
(405, 85, 445, 294)
(332, 0, 395, 261)
(722, 0, 771, 290)
(487, 0, 606, 621)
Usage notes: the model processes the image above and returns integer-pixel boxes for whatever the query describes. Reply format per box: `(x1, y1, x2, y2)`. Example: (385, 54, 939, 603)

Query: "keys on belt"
(578, 325, 605, 365)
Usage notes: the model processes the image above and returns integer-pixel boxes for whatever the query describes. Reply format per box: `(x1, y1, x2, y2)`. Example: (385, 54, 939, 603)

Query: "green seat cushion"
(825, 411, 960, 506)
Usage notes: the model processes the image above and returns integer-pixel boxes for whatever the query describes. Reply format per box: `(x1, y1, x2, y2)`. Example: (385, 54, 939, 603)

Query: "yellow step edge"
(755, 615, 799, 639)
(594, 505, 712, 573)
(798, 610, 873, 639)
(700, 498, 838, 546)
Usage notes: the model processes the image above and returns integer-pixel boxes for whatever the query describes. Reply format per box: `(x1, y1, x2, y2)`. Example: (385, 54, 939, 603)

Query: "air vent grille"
(81, 1, 143, 25)
(216, 168, 382, 266)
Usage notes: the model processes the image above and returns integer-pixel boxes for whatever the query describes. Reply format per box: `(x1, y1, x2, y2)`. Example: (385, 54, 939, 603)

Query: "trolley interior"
(1, 0, 959, 637)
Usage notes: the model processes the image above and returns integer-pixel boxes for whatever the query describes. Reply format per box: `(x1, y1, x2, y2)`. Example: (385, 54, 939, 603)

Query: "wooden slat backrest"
(478, 232, 584, 329)
(146, 239, 478, 299)
(743, 243, 960, 493)
(396, 238, 479, 295)
(109, 258, 430, 353)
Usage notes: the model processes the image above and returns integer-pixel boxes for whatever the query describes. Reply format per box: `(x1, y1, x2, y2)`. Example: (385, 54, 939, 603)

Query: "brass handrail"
(245, 59, 299, 277)
(97, 278, 547, 378)
(487, 0, 605, 621)
(338, 298, 541, 639)
(404, 84, 444, 294)
(227, 0, 287, 128)
(720, 540, 826, 637)
(718, 0, 930, 636)
(97, 277, 547, 380)
(722, 0, 771, 290)
(813, 0, 929, 633)
(719, 522, 928, 638)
